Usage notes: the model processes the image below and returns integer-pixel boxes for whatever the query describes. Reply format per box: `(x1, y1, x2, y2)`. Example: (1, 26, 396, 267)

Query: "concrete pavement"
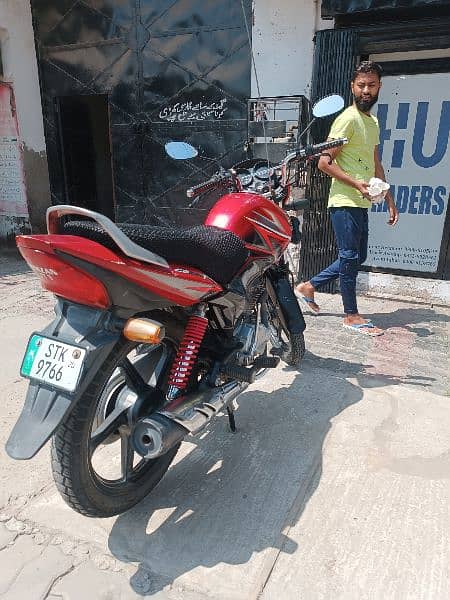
(0, 251, 449, 599)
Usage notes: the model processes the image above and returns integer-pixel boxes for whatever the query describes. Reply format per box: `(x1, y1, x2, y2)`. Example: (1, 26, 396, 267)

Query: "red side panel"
(18, 245, 110, 309)
(16, 235, 222, 307)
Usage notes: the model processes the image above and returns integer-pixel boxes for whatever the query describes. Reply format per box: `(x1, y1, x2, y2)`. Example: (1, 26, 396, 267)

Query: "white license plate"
(21, 334, 87, 393)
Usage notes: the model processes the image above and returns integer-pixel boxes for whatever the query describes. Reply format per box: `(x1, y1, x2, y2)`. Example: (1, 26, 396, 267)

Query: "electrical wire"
(239, 0, 273, 194)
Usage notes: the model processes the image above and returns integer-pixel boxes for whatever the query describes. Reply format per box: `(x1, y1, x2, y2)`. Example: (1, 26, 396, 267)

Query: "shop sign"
(366, 73, 449, 272)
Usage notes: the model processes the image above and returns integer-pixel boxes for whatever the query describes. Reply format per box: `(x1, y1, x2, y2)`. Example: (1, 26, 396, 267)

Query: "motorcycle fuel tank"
(205, 192, 292, 259)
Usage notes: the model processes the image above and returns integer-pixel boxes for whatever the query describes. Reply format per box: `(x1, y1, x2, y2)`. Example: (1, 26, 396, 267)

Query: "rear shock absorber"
(166, 307, 209, 401)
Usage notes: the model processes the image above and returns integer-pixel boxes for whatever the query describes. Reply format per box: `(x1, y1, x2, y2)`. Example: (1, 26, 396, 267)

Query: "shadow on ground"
(364, 306, 450, 331)
(306, 304, 450, 331)
(108, 351, 435, 596)
(0, 250, 30, 277)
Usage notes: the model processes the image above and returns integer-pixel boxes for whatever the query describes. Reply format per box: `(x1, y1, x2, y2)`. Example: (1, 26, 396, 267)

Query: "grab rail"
(46, 205, 170, 269)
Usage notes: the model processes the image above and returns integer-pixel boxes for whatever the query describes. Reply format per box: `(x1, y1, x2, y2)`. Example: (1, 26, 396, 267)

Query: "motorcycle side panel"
(5, 302, 121, 459)
(17, 234, 223, 308)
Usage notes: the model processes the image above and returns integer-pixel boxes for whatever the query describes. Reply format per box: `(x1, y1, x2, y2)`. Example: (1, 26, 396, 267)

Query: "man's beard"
(354, 93, 379, 112)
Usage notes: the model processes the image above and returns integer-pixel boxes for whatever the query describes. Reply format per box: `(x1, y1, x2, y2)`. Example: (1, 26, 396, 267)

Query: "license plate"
(21, 334, 87, 393)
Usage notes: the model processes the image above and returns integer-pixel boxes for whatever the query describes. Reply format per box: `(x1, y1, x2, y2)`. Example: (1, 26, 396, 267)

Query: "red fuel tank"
(205, 192, 292, 259)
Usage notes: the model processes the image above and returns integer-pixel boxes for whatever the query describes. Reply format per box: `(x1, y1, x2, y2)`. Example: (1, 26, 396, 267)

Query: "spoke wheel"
(51, 316, 183, 517)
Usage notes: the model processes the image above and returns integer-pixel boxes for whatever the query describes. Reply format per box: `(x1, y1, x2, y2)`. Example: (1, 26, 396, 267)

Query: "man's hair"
(352, 61, 382, 81)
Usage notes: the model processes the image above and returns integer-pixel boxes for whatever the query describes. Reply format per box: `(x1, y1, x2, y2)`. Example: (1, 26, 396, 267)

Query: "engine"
(208, 265, 283, 368)
(232, 274, 279, 366)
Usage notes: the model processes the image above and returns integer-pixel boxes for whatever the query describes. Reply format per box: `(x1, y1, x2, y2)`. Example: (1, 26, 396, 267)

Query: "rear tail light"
(19, 247, 110, 309)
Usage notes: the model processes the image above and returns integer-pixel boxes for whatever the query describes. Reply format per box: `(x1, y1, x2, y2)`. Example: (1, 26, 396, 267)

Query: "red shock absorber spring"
(167, 314, 208, 398)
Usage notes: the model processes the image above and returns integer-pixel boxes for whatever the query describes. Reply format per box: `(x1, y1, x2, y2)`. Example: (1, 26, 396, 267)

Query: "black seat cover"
(62, 221, 249, 286)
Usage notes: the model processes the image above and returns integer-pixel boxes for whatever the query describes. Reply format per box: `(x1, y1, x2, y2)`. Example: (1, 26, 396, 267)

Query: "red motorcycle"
(6, 95, 346, 517)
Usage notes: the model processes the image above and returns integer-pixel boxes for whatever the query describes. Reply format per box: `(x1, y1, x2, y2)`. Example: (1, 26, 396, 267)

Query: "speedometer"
(237, 170, 253, 187)
(254, 166, 270, 180)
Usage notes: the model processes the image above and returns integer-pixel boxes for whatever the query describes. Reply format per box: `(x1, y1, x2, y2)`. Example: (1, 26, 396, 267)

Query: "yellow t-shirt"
(327, 105, 380, 209)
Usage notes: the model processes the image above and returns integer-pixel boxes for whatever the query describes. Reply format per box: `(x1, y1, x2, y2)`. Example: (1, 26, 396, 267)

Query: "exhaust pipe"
(132, 413, 186, 459)
(132, 380, 248, 459)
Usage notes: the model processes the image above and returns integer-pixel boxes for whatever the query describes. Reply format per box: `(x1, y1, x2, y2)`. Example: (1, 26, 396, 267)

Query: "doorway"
(57, 95, 114, 219)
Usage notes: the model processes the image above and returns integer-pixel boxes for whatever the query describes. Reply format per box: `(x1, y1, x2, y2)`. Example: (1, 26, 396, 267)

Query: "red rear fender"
(16, 235, 223, 307)
(17, 235, 111, 309)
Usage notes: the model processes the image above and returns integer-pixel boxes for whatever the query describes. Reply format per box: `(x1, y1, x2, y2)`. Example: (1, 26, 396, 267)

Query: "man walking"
(296, 61, 399, 336)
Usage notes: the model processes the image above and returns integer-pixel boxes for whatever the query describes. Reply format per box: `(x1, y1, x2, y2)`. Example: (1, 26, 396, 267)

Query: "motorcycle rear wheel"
(51, 316, 182, 518)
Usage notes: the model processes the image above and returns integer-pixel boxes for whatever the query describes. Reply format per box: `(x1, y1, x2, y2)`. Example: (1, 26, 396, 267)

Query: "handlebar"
(289, 137, 348, 162)
(283, 198, 311, 211)
(310, 138, 348, 155)
(280, 137, 347, 186)
(185, 137, 347, 202)
(187, 171, 231, 200)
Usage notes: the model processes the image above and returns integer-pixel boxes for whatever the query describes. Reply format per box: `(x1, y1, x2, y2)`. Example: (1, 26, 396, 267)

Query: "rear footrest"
(253, 355, 280, 368)
(221, 355, 280, 383)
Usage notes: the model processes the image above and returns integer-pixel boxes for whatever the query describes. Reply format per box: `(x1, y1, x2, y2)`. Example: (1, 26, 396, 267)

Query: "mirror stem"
(296, 118, 316, 150)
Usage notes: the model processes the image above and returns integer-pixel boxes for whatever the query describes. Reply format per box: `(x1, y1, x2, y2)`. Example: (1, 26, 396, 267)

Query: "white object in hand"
(367, 177, 390, 204)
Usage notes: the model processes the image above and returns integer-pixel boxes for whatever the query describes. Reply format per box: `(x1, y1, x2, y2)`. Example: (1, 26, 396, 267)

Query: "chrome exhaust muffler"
(132, 413, 187, 459)
(132, 380, 248, 459)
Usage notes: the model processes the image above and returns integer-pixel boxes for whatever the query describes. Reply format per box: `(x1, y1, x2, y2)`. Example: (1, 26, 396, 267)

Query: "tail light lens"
(19, 247, 110, 309)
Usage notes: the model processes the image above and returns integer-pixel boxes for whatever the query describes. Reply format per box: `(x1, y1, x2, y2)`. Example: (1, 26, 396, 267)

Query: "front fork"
(266, 264, 306, 335)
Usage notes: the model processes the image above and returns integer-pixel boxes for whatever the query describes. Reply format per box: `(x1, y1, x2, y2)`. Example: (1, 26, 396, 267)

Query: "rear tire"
(51, 316, 182, 518)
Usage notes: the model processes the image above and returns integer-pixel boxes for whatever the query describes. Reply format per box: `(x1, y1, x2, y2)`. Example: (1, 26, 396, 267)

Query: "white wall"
(0, 0, 46, 153)
(0, 0, 50, 241)
(251, 0, 331, 99)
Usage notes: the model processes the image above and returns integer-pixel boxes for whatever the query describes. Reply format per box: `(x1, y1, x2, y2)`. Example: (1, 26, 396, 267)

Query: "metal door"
(299, 29, 357, 291)
(31, 0, 251, 225)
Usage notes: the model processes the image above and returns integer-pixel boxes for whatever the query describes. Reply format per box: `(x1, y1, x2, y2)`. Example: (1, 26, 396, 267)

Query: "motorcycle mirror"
(312, 94, 345, 118)
(165, 141, 198, 160)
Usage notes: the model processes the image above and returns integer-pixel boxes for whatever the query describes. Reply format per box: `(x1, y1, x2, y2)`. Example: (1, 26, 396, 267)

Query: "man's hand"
(374, 147, 398, 225)
(355, 180, 370, 199)
(387, 198, 399, 226)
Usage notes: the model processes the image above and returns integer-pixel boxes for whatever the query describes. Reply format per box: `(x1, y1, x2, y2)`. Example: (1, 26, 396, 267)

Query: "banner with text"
(366, 73, 449, 272)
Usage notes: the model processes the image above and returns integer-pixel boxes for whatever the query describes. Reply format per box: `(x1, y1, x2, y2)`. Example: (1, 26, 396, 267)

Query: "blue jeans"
(310, 207, 368, 315)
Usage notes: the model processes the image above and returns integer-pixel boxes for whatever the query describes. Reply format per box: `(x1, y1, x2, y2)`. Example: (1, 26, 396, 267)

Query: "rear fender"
(6, 300, 121, 460)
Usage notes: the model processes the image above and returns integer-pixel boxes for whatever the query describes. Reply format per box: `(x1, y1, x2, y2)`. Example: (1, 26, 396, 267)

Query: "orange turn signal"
(123, 318, 165, 344)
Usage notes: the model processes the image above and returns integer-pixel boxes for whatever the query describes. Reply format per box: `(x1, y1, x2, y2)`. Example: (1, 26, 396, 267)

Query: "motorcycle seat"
(62, 220, 249, 286)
